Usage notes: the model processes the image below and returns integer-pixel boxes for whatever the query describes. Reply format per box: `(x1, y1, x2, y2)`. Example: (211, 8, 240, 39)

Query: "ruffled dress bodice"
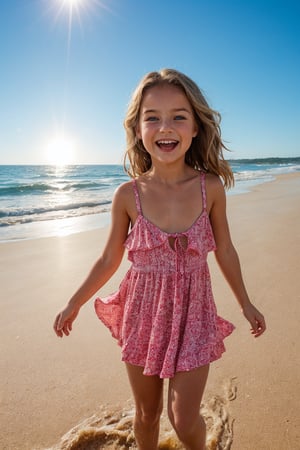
(95, 172, 234, 378)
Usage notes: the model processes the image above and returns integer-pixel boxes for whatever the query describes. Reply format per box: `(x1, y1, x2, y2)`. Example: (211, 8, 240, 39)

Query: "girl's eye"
(174, 115, 186, 120)
(145, 116, 158, 122)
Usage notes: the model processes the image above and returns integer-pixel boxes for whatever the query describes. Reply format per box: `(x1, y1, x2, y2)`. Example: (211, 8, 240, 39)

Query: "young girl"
(54, 68, 266, 450)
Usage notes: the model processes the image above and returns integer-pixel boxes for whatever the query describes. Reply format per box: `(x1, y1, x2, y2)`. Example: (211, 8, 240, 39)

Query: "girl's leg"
(125, 363, 164, 450)
(167, 364, 209, 450)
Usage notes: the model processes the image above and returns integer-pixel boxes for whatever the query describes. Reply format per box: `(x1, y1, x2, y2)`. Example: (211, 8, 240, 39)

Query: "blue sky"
(0, 0, 299, 165)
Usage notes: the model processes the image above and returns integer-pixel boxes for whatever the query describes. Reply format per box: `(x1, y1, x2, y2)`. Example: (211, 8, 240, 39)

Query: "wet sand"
(0, 173, 299, 450)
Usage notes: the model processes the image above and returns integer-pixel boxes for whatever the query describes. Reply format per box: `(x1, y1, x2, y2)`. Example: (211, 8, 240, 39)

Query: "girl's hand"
(53, 304, 80, 338)
(242, 303, 266, 338)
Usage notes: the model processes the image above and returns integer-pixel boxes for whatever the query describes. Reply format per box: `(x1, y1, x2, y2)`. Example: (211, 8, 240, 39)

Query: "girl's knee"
(135, 403, 163, 427)
(168, 412, 190, 439)
(168, 408, 205, 442)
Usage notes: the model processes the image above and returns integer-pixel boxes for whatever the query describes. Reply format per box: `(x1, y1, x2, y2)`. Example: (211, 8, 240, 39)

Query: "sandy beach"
(1, 173, 299, 450)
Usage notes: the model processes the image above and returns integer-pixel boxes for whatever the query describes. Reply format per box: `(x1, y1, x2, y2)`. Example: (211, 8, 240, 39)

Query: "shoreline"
(1, 172, 300, 449)
(1, 172, 298, 244)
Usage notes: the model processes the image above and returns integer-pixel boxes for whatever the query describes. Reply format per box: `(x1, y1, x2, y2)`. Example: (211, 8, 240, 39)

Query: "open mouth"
(156, 140, 179, 151)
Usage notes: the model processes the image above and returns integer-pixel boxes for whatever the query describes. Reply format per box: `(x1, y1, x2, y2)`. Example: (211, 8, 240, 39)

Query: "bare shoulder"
(205, 173, 225, 210)
(205, 172, 224, 191)
(114, 180, 133, 200)
(113, 179, 137, 221)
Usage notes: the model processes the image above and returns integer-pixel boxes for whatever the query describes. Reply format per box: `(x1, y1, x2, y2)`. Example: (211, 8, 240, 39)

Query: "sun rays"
(40, 0, 113, 166)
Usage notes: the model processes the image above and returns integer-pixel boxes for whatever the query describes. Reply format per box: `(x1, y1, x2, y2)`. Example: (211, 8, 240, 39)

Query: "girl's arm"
(208, 176, 266, 337)
(53, 184, 131, 338)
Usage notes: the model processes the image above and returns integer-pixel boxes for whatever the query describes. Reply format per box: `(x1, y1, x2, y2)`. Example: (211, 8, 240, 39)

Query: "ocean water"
(1, 157, 299, 242)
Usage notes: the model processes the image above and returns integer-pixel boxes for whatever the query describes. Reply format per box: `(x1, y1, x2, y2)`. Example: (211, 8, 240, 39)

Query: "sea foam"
(45, 378, 237, 450)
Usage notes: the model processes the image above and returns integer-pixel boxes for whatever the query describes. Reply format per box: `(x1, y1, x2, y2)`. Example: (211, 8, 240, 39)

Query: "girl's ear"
(192, 123, 198, 138)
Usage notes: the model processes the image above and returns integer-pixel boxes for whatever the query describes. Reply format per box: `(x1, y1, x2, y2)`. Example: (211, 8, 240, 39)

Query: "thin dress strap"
(132, 179, 142, 215)
(200, 172, 207, 211)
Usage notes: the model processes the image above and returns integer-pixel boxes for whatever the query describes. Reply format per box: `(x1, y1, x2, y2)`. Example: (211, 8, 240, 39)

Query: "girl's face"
(136, 84, 198, 166)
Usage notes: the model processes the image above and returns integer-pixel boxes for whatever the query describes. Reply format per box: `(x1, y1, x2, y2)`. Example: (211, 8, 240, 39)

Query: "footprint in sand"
(204, 377, 237, 450)
(48, 378, 237, 450)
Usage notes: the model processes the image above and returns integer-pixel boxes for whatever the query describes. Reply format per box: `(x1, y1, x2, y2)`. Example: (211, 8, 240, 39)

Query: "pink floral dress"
(94, 172, 234, 378)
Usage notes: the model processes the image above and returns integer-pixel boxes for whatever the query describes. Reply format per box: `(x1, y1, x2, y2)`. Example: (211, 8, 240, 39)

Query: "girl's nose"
(159, 118, 173, 132)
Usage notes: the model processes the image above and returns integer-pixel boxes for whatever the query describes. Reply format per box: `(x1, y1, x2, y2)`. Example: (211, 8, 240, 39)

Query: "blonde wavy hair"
(123, 68, 234, 189)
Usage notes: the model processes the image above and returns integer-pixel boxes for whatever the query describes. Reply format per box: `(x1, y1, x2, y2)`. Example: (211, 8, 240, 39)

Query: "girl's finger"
(54, 314, 66, 337)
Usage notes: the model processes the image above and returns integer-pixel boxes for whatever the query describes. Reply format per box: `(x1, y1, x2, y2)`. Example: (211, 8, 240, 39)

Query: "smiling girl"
(54, 68, 266, 450)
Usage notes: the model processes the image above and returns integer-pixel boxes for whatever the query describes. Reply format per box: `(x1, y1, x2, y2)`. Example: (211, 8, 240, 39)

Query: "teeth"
(157, 140, 177, 144)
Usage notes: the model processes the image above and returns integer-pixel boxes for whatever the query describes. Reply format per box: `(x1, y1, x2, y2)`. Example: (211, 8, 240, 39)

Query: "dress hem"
(121, 350, 228, 379)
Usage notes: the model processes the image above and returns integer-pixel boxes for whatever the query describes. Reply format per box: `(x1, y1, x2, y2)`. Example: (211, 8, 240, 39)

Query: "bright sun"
(58, 0, 89, 14)
(45, 135, 76, 166)
(47, 0, 111, 31)
(61, 0, 84, 6)
(62, 0, 84, 6)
